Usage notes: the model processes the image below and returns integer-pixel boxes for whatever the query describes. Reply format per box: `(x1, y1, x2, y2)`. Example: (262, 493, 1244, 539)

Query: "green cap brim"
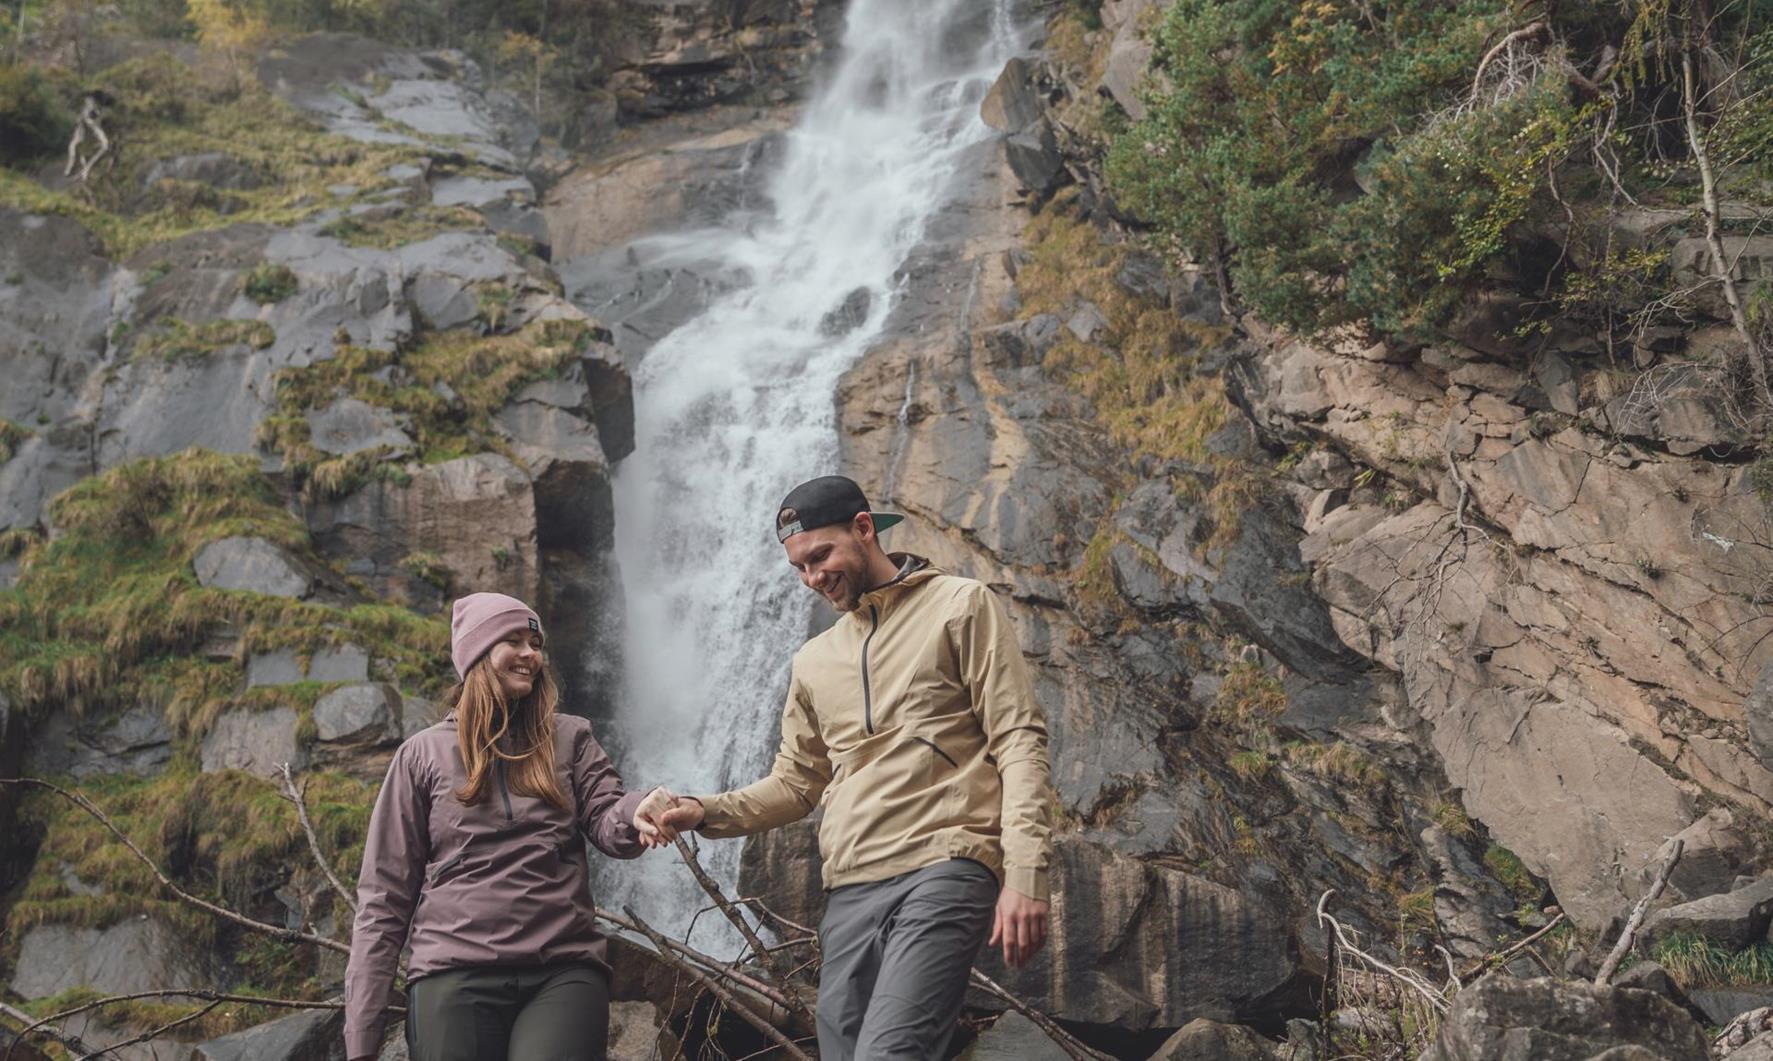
(871, 512, 904, 532)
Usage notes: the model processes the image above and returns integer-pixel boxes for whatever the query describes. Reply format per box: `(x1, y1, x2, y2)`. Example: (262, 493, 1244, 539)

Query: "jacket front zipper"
(861, 604, 880, 734)
(496, 760, 513, 821)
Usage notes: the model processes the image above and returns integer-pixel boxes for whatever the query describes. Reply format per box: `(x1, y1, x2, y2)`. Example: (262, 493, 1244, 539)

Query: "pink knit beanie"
(450, 592, 543, 679)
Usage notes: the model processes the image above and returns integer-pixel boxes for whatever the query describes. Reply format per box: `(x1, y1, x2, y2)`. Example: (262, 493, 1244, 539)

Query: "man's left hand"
(988, 887, 1048, 968)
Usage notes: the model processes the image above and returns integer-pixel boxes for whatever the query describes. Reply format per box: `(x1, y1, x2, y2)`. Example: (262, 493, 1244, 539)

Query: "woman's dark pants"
(407, 963, 610, 1061)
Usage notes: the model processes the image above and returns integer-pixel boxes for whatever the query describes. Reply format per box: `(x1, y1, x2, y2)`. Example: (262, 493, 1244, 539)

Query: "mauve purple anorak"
(343, 713, 649, 1059)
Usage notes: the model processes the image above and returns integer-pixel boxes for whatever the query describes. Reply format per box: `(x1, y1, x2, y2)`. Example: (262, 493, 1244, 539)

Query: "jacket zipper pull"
(861, 604, 880, 735)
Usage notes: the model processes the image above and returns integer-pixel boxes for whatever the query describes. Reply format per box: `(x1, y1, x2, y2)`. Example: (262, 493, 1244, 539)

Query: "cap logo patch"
(527, 617, 540, 631)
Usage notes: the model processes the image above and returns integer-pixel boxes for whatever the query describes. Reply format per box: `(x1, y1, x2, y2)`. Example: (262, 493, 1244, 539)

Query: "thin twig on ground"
(967, 969, 1111, 1061)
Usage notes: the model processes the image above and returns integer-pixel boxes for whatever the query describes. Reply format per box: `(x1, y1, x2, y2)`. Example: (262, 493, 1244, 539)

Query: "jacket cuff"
(691, 794, 739, 838)
(1004, 864, 1049, 902)
(345, 1021, 384, 1061)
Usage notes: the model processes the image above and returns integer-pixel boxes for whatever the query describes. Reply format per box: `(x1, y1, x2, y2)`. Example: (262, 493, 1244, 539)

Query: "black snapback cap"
(776, 475, 904, 543)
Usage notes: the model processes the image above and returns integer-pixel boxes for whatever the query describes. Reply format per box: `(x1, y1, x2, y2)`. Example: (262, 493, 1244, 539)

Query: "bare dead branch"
(623, 905, 814, 1061)
(0, 777, 349, 955)
(1474, 22, 1548, 97)
(277, 762, 358, 917)
(2, 999, 101, 1060)
(968, 969, 1112, 1061)
(672, 837, 817, 1032)
(1457, 911, 1568, 983)
(1596, 837, 1684, 985)
(1317, 890, 1451, 1016)
(1682, 44, 1771, 411)
(594, 909, 793, 1011)
(77, 1000, 221, 1060)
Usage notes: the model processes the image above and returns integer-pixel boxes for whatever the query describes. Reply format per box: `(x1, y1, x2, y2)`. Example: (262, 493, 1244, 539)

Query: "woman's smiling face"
(487, 630, 545, 700)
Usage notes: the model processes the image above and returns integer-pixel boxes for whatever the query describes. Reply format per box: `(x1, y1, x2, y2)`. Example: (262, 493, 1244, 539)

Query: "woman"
(344, 592, 665, 1061)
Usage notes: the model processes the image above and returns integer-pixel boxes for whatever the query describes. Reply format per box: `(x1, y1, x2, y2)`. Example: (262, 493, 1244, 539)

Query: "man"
(636, 474, 1054, 1060)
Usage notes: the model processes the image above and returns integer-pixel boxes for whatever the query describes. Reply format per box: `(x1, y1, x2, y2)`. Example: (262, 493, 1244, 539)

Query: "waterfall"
(593, 0, 1024, 949)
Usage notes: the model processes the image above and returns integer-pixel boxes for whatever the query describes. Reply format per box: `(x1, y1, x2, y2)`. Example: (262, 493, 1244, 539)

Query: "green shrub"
(0, 64, 71, 165)
(1654, 932, 1773, 988)
(243, 262, 299, 304)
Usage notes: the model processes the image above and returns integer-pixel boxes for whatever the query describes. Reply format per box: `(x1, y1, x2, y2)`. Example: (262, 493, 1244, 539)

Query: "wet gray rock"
(957, 1012, 1070, 1061)
(1066, 301, 1107, 342)
(1418, 975, 1709, 1061)
(1645, 876, 1773, 951)
(1420, 824, 1519, 961)
(201, 705, 304, 775)
(311, 644, 372, 683)
(1150, 1019, 1279, 1060)
(981, 57, 1044, 133)
(194, 536, 314, 598)
(12, 919, 221, 998)
(1101, 0, 1160, 121)
(1611, 961, 1702, 1022)
(313, 683, 400, 742)
(306, 397, 414, 457)
(28, 704, 173, 778)
(819, 286, 873, 337)
(194, 1007, 344, 1061)
(1004, 119, 1065, 199)
(494, 402, 613, 554)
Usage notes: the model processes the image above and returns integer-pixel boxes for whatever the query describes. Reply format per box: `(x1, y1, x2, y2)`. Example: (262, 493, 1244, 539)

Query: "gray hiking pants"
(406, 963, 609, 1061)
(816, 858, 999, 1060)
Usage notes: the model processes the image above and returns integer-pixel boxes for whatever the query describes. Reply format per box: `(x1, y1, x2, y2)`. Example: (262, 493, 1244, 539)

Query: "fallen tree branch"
(595, 910, 794, 1011)
(672, 837, 817, 1031)
(1458, 911, 1568, 984)
(277, 761, 358, 917)
(623, 905, 814, 1061)
(968, 969, 1111, 1061)
(1596, 837, 1683, 985)
(1317, 890, 1451, 1016)
(4, 989, 369, 1061)
(0, 777, 349, 955)
(78, 1000, 221, 1061)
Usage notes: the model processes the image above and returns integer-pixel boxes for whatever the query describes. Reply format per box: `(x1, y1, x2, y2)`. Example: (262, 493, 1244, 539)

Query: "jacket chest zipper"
(496, 760, 513, 821)
(861, 604, 880, 735)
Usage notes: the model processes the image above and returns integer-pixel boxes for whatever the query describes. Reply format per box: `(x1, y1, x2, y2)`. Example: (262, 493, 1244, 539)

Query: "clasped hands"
(631, 786, 703, 849)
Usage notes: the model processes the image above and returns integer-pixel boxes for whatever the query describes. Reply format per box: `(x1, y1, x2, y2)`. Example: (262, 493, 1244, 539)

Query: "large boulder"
(1645, 876, 1773, 951)
(194, 1008, 344, 1061)
(201, 705, 304, 775)
(305, 452, 540, 609)
(194, 536, 314, 598)
(1150, 1019, 1280, 1060)
(1418, 975, 1709, 1061)
(28, 704, 173, 778)
(11, 919, 221, 998)
(957, 1012, 1071, 1061)
(312, 683, 401, 743)
(740, 826, 1302, 1034)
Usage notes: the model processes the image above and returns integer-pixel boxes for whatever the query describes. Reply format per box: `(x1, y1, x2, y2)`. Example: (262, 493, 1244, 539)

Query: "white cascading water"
(599, 0, 1023, 949)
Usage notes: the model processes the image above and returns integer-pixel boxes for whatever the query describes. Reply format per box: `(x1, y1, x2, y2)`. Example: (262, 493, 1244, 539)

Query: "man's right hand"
(634, 787, 705, 844)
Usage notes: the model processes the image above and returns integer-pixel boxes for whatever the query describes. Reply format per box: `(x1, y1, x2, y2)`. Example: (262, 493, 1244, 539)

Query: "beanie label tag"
(528, 617, 540, 631)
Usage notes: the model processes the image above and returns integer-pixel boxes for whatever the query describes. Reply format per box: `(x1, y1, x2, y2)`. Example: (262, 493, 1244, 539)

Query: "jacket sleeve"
(344, 743, 430, 1060)
(953, 582, 1055, 901)
(697, 665, 833, 838)
(571, 721, 651, 859)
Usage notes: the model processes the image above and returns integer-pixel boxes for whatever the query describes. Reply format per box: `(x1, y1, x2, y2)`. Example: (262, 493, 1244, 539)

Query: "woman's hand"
(634, 787, 705, 847)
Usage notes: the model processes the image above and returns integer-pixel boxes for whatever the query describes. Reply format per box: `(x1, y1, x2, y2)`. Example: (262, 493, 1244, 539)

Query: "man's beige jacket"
(698, 555, 1055, 900)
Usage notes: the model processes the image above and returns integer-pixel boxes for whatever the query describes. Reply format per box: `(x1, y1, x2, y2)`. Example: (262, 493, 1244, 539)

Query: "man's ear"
(853, 511, 876, 545)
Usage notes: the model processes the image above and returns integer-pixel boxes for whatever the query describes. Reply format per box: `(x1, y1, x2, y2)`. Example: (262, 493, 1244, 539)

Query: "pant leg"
(507, 964, 611, 1061)
(854, 860, 999, 1061)
(817, 878, 896, 1060)
(408, 968, 519, 1061)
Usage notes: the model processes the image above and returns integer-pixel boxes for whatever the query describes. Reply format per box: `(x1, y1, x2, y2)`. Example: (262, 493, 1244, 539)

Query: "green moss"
(134, 318, 275, 362)
(259, 317, 597, 501)
(0, 449, 451, 733)
(0, 418, 31, 463)
(1431, 799, 1477, 840)
(1227, 748, 1272, 779)
(1482, 843, 1541, 901)
(1654, 932, 1773, 989)
(0, 56, 427, 259)
(1282, 740, 1385, 785)
(242, 262, 298, 305)
(317, 204, 484, 249)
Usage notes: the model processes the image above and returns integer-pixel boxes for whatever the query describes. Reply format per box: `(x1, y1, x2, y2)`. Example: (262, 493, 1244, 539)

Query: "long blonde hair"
(446, 655, 570, 811)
